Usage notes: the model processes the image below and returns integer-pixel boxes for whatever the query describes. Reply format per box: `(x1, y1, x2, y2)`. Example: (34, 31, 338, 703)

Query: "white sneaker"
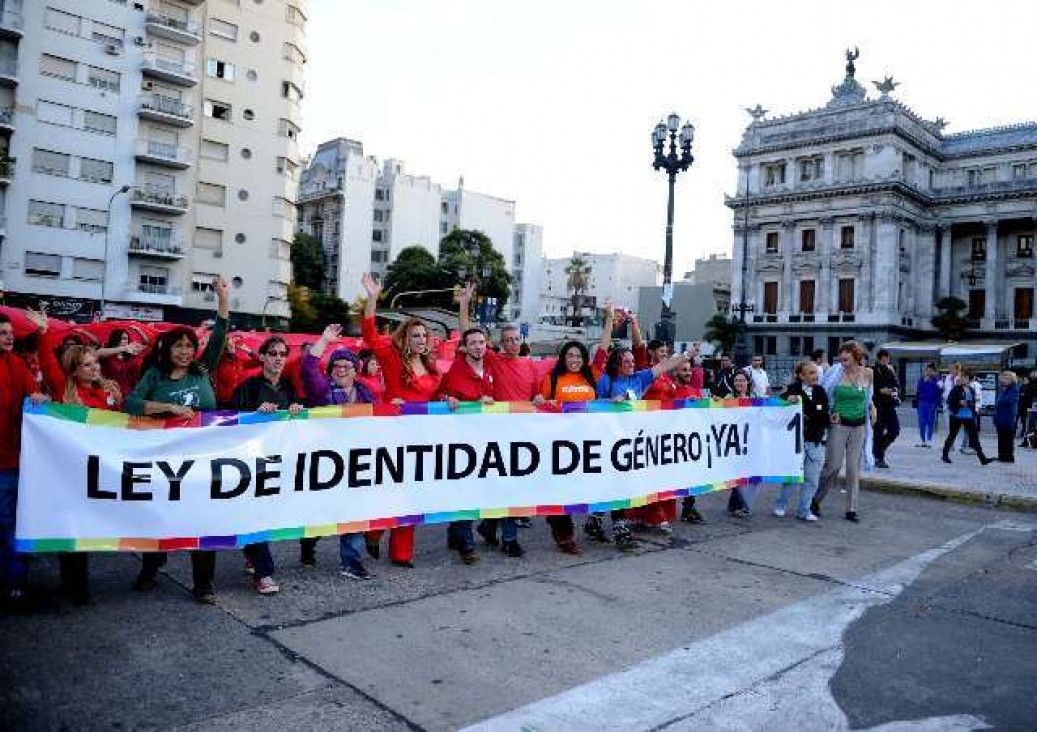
(797, 513, 819, 522)
(772, 508, 786, 518)
(252, 576, 279, 594)
(655, 521, 674, 535)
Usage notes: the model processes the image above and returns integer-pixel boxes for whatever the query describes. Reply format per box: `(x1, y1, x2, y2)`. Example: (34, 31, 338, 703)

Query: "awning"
(939, 343, 1022, 358)
(879, 341, 942, 357)
(880, 341, 1022, 359)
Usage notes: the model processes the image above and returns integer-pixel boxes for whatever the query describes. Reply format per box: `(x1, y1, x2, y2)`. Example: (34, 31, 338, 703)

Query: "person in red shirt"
(101, 328, 148, 398)
(356, 349, 386, 404)
(29, 308, 124, 606)
(437, 328, 499, 563)
(0, 313, 48, 606)
(360, 273, 441, 568)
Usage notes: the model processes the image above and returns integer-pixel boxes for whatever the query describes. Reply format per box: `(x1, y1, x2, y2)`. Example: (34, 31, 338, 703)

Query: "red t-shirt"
(0, 351, 38, 469)
(484, 350, 539, 402)
(438, 355, 494, 402)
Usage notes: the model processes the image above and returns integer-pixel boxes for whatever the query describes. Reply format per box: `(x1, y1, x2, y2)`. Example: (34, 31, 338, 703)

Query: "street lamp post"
(731, 174, 755, 368)
(651, 113, 695, 345)
(101, 185, 133, 317)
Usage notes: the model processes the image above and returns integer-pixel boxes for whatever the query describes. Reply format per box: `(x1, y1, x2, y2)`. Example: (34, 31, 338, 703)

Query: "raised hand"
(321, 323, 343, 342)
(24, 308, 48, 333)
(361, 273, 381, 298)
(213, 275, 229, 301)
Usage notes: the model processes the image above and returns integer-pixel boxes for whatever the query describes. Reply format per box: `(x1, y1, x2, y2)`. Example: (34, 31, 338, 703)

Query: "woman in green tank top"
(814, 341, 873, 523)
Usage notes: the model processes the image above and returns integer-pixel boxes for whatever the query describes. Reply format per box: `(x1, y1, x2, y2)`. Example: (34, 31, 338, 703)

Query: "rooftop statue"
(845, 47, 860, 79)
(873, 76, 899, 97)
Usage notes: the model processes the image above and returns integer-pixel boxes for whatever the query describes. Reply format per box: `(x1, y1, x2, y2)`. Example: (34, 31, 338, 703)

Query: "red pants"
(365, 526, 415, 562)
(637, 500, 678, 525)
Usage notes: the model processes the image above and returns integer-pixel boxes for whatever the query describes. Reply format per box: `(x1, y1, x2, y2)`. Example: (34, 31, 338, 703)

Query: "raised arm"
(199, 275, 230, 372)
(361, 273, 381, 318)
(309, 323, 341, 360)
(25, 311, 66, 399)
(597, 299, 614, 358)
(630, 311, 644, 349)
(458, 281, 475, 333)
(651, 346, 696, 379)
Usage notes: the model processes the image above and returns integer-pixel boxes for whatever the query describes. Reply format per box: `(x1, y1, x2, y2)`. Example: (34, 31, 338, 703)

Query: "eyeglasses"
(331, 362, 355, 370)
(264, 350, 288, 358)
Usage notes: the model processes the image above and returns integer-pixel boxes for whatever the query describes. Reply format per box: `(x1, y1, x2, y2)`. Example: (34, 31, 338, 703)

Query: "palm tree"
(931, 296, 971, 341)
(565, 255, 592, 327)
(703, 313, 740, 355)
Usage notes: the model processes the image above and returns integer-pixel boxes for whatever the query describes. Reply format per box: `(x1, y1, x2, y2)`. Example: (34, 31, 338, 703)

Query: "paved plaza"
(2, 480, 1035, 731)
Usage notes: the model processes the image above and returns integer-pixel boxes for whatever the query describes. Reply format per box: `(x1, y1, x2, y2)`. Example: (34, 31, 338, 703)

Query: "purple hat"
(326, 347, 361, 375)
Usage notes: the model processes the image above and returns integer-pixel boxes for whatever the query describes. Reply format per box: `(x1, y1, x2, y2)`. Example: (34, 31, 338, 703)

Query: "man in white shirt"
(748, 355, 771, 396)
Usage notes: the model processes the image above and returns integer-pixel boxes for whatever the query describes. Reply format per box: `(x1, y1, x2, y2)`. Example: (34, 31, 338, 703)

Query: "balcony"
(0, 156, 14, 185)
(129, 187, 190, 214)
(0, 56, 17, 86)
(129, 234, 185, 260)
(0, 105, 12, 133)
(134, 138, 193, 169)
(141, 53, 197, 86)
(128, 282, 182, 306)
(138, 93, 194, 127)
(0, 8, 23, 40)
(145, 10, 202, 45)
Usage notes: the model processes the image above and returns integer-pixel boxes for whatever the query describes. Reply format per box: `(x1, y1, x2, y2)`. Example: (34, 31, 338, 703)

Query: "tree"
(439, 230, 511, 317)
(381, 246, 453, 308)
(703, 313, 740, 354)
(291, 232, 325, 291)
(565, 255, 592, 327)
(932, 296, 971, 341)
(288, 284, 318, 332)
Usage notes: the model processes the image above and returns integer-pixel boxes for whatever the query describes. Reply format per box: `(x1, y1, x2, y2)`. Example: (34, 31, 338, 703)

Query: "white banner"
(16, 402, 804, 549)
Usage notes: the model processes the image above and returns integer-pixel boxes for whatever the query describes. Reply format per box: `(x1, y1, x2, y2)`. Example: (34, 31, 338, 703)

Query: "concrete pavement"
(2, 488, 1035, 731)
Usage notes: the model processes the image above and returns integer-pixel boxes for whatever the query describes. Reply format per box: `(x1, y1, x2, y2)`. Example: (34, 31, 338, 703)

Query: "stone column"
(818, 217, 834, 315)
(781, 220, 795, 313)
(985, 220, 999, 320)
(916, 224, 937, 319)
(874, 213, 899, 317)
(938, 224, 952, 300)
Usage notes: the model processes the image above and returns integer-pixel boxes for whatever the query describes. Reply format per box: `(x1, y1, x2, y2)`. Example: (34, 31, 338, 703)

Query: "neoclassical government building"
(726, 54, 1037, 365)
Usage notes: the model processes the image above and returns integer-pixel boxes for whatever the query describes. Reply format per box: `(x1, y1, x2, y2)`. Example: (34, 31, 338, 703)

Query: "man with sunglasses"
(232, 336, 304, 595)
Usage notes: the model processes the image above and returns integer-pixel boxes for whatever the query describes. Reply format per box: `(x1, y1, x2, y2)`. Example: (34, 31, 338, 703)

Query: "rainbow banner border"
(18, 398, 801, 552)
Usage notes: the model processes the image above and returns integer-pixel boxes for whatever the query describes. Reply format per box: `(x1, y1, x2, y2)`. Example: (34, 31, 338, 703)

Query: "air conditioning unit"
(213, 250, 223, 258)
(105, 43, 122, 55)
(134, 36, 148, 46)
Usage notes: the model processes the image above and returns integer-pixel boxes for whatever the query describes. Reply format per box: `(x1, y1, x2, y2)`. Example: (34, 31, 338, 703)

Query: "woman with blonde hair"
(815, 340, 873, 523)
(360, 273, 441, 567)
(26, 309, 124, 605)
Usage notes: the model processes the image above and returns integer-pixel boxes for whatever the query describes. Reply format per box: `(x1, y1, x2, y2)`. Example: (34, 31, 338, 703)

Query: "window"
(840, 225, 855, 249)
(28, 201, 65, 228)
(25, 252, 62, 277)
(763, 282, 778, 314)
(765, 337, 777, 356)
(268, 281, 288, 299)
(440, 200, 448, 214)
(87, 65, 120, 91)
(440, 221, 448, 234)
(209, 18, 238, 40)
(196, 182, 227, 207)
(91, 21, 124, 46)
(204, 99, 232, 121)
(763, 163, 786, 186)
(971, 238, 987, 262)
(139, 266, 169, 293)
(281, 81, 303, 102)
(1012, 163, 1029, 179)
(799, 280, 816, 314)
(242, 109, 254, 120)
(79, 157, 114, 184)
(371, 250, 388, 264)
(967, 290, 985, 320)
(76, 208, 108, 234)
(32, 149, 71, 177)
(200, 139, 229, 161)
(272, 196, 295, 219)
(205, 58, 235, 81)
(37, 100, 74, 127)
(765, 231, 779, 254)
(71, 259, 104, 281)
(276, 158, 297, 178)
(802, 336, 814, 355)
(373, 210, 384, 222)
(286, 3, 306, 26)
(372, 229, 384, 243)
(835, 150, 865, 182)
(283, 41, 306, 64)
(1017, 235, 1034, 258)
(837, 279, 855, 313)
(44, 8, 80, 35)
(790, 336, 801, 357)
(269, 238, 291, 260)
(141, 222, 173, 248)
(801, 229, 816, 252)
(194, 227, 223, 251)
(40, 54, 76, 81)
(1015, 288, 1034, 320)
(83, 110, 117, 136)
(191, 273, 217, 293)
(278, 118, 299, 141)
(799, 156, 823, 182)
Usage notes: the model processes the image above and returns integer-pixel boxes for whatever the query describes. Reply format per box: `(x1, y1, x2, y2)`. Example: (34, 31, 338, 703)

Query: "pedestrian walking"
(871, 349, 900, 468)
(915, 363, 941, 448)
(815, 341, 873, 523)
(773, 360, 829, 522)
(994, 371, 1019, 463)
(942, 373, 994, 466)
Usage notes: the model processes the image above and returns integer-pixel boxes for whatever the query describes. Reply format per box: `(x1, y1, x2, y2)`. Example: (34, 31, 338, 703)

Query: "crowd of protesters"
(0, 273, 1032, 610)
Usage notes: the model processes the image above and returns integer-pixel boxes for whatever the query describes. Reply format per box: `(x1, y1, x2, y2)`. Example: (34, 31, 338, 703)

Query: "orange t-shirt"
(540, 372, 597, 402)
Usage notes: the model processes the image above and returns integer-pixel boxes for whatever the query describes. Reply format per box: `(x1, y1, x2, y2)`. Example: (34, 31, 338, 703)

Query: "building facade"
(511, 222, 542, 324)
(0, 0, 305, 323)
(539, 251, 660, 325)
(727, 57, 1037, 362)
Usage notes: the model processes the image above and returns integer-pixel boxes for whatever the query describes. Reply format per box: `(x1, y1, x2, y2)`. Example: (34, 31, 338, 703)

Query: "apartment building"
(511, 222, 542, 323)
(0, 0, 306, 324)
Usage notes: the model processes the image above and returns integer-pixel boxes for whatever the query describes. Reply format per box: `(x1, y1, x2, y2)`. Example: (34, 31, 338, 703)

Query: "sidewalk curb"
(861, 477, 1037, 513)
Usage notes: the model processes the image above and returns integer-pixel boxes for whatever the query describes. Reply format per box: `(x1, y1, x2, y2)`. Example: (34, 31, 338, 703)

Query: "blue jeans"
(775, 441, 824, 518)
(243, 542, 275, 579)
(917, 402, 938, 442)
(448, 520, 475, 553)
(338, 532, 364, 569)
(0, 469, 27, 591)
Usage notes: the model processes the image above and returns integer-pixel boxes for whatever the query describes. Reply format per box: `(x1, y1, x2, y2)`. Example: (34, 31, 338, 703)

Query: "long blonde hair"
(60, 345, 122, 407)
(390, 317, 438, 384)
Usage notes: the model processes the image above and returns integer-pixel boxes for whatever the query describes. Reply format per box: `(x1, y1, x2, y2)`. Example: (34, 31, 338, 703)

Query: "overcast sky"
(300, 0, 1036, 275)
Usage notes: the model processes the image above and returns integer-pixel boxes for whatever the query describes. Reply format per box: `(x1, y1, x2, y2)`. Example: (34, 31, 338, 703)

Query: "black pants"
(943, 417, 986, 461)
(58, 552, 89, 599)
(872, 403, 901, 461)
(728, 487, 748, 512)
(141, 550, 216, 592)
(547, 515, 574, 544)
(997, 427, 1015, 462)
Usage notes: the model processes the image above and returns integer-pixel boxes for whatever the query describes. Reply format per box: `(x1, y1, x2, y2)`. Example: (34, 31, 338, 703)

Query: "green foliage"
(288, 284, 352, 333)
(931, 296, 970, 341)
(381, 246, 452, 307)
(565, 255, 592, 326)
(291, 232, 325, 291)
(439, 230, 511, 315)
(703, 312, 741, 354)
